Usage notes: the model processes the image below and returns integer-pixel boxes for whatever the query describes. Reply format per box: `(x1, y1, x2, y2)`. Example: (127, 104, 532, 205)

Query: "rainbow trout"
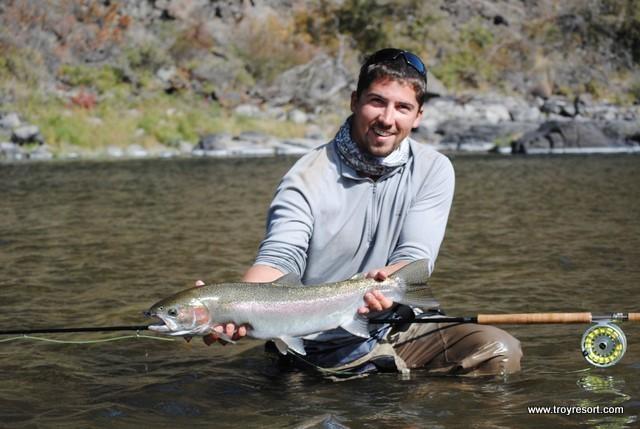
(146, 259, 437, 355)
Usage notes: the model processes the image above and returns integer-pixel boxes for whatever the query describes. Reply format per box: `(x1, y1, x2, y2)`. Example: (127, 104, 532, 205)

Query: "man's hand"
(357, 269, 394, 315)
(202, 323, 248, 346)
(193, 280, 249, 346)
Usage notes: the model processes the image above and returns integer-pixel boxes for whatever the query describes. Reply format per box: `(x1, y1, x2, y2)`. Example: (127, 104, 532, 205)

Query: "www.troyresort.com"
(528, 405, 624, 416)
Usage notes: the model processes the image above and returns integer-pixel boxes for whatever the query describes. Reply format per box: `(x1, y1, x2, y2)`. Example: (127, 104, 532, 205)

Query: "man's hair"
(355, 51, 427, 107)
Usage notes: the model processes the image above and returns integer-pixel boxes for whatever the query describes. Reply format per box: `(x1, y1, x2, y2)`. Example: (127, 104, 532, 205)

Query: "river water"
(1, 154, 639, 428)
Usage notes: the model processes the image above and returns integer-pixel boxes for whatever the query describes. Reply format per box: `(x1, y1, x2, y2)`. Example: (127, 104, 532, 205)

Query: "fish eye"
(168, 308, 178, 317)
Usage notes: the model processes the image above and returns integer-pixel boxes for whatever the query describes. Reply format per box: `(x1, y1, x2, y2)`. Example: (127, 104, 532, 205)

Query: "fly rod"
(2, 313, 638, 367)
(377, 311, 640, 325)
(378, 311, 640, 368)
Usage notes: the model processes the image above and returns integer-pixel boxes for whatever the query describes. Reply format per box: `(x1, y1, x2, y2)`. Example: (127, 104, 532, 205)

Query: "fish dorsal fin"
(391, 260, 440, 310)
(390, 259, 429, 285)
(274, 336, 306, 355)
(273, 272, 303, 286)
(341, 317, 370, 338)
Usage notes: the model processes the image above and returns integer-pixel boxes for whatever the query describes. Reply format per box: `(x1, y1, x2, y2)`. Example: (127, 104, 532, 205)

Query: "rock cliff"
(0, 0, 638, 159)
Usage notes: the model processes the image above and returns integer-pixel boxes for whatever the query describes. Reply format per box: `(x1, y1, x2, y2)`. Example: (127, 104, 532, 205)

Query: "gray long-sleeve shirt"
(255, 138, 455, 284)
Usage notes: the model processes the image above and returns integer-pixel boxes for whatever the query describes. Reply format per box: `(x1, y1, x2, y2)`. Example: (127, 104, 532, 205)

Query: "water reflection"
(1, 155, 639, 428)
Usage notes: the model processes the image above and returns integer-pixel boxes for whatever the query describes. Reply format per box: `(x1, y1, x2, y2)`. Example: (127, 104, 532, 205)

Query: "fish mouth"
(147, 318, 190, 336)
(144, 313, 205, 336)
(147, 321, 171, 333)
(144, 306, 213, 337)
(144, 311, 174, 334)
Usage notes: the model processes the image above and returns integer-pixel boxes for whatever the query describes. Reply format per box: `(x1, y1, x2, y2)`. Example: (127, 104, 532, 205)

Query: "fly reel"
(581, 322, 627, 368)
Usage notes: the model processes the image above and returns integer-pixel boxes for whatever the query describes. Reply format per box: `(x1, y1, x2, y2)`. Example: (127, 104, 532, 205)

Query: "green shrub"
(125, 42, 171, 72)
(0, 43, 45, 85)
(617, 0, 640, 63)
(431, 20, 497, 89)
(336, 0, 392, 53)
(57, 64, 127, 94)
(232, 10, 316, 83)
(629, 79, 640, 103)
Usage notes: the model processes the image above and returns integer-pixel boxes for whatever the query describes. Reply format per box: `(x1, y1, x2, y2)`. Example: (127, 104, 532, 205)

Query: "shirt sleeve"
(389, 154, 455, 275)
(254, 173, 313, 277)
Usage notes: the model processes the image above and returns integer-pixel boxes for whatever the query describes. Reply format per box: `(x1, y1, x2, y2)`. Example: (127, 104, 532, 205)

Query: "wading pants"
(390, 321, 522, 376)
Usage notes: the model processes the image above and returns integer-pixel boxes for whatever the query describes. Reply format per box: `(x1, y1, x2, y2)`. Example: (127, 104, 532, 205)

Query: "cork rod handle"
(477, 312, 593, 324)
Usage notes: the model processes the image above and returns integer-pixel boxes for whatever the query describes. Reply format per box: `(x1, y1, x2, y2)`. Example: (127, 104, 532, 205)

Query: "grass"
(430, 19, 499, 91)
(9, 90, 308, 156)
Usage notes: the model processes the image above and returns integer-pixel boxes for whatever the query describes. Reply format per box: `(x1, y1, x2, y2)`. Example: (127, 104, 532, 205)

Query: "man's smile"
(372, 127, 395, 137)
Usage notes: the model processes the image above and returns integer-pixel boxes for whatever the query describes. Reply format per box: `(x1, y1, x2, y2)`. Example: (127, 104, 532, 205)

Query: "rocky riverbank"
(1, 0, 639, 162)
(2, 91, 638, 162)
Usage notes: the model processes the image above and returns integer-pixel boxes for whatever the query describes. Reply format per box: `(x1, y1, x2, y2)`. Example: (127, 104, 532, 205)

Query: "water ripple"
(1, 155, 639, 428)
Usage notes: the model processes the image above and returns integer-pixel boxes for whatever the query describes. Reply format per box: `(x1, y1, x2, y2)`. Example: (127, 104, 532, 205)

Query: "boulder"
(541, 98, 576, 117)
(288, 109, 308, 124)
(437, 120, 538, 150)
(11, 125, 44, 145)
(0, 112, 21, 129)
(126, 144, 148, 158)
(28, 144, 54, 160)
(512, 121, 617, 153)
(601, 120, 640, 145)
(106, 146, 125, 158)
(425, 70, 448, 98)
(195, 133, 234, 151)
(189, 55, 255, 104)
(264, 53, 352, 110)
(234, 104, 262, 118)
(0, 142, 22, 160)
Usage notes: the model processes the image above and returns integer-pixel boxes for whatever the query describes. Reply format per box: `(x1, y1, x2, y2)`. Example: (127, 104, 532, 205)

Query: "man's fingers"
(358, 305, 370, 315)
(374, 271, 388, 281)
(224, 323, 235, 337)
(361, 291, 394, 314)
(365, 270, 388, 282)
(372, 290, 393, 310)
(202, 333, 217, 346)
(202, 323, 248, 345)
(363, 292, 383, 312)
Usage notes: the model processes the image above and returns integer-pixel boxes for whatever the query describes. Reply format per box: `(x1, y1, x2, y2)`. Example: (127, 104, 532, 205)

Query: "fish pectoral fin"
(341, 317, 370, 338)
(273, 272, 303, 286)
(274, 336, 306, 355)
(398, 285, 440, 310)
(216, 332, 237, 345)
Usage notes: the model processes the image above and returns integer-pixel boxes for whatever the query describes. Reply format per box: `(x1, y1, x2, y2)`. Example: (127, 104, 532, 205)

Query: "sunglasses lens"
(402, 52, 426, 77)
(367, 49, 426, 79)
(369, 48, 403, 64)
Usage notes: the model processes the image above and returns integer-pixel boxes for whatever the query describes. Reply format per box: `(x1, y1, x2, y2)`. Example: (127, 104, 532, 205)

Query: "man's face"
(350, 78, 423, 158)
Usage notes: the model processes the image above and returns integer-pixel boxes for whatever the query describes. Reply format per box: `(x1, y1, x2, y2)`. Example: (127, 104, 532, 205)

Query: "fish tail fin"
(391, 259, 440, 310)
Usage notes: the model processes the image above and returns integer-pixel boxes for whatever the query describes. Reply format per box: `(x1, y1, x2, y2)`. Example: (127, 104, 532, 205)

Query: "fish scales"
(146, 259, 436, 355)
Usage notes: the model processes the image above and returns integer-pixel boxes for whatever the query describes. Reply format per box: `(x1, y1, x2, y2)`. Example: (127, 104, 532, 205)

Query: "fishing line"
(0, 325, 150, 336)
(284, 351, 371, 379)
(0, 334, 175, 344)
(532, 367, 592, 375)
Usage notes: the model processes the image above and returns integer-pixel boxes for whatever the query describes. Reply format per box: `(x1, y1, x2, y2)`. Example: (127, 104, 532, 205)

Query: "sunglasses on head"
(366, 48, 427, 79)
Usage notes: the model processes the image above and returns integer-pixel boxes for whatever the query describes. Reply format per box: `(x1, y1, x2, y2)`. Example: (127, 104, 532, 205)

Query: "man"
(205, 48, 521, 377)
